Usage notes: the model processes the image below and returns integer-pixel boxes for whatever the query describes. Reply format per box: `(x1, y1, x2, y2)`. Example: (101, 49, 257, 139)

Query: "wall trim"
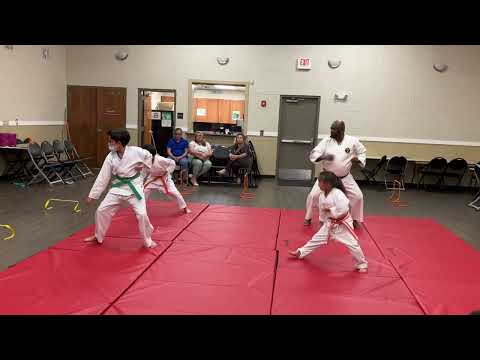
(244, 131, 480, 147)
(318, 134, 480, 147)
(1, 120, 64, 126)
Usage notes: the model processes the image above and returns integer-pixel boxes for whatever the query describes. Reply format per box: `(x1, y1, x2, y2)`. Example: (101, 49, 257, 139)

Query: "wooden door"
(96, 87, 127, 166)
(67, 86, 97, 168)
(218, 99, 231, 124)
(143, 94, 152, 145)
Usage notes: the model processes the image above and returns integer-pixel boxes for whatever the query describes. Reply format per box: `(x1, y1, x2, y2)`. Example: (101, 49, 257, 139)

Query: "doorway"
(138, 88, 176, 156)
(67, 85, 127, 168)
(276, 95, 320, 186)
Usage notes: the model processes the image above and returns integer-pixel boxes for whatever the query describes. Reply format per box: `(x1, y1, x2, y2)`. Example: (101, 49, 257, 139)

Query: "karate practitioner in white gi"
(305, 120, 366, 229)
(84, 129, 157, 248)
(290, 171, 368, 272)
(141, 144, 191, 214)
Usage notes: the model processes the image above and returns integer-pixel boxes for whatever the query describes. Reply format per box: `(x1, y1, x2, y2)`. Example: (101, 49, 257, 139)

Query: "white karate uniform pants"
(297, 219, 368, 269)
(305, 174, 364, 222)
(144, 178, 187, 210)
(95, 192, 154, 247)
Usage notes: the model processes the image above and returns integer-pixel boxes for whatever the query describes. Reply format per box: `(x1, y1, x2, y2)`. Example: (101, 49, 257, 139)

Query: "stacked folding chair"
(27, 142, 64, 186)
(53, 140, 80, 181)
(64, 139, 94, 178)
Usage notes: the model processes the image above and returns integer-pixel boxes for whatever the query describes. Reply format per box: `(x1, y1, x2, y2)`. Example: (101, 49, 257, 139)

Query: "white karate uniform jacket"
(297, 188, 368, 269)
(88, 146, 155, 247)
(143, 155, 187, 209)
(305, 135, 367, 222)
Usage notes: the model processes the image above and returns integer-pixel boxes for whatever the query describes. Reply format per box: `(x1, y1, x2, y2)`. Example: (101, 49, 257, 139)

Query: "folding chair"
(468, 164, 480, 210)
(248, 140, 260, 188)
(417, 157, 448, 189)
(53, 140, 80, 181)
(27, 143, 64, 186)
(444, 158, 468, 188)
(360, 155, 387, 184)
(384, 156, 407, 190)
(64, 139, 94, 177)
(208, 145, 232, 184)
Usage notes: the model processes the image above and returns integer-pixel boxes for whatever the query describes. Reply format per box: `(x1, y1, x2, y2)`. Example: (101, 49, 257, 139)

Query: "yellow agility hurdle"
(0, 224, 15, 241)
(44, 199, 81, 213)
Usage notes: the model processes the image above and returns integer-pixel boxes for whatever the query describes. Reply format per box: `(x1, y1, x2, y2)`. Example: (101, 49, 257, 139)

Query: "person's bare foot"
(191, 177, 199, 186)
(303, 219, 311, 226)
(84, 235, 100, 243)
(145, 241, 158, 249)
(217, 169, 226, 176)
(288, 250, 301, 258)
(183, 207, 192, 214)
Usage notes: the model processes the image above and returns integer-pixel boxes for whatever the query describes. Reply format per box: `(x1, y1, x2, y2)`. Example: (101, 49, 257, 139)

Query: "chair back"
(386, 156, 407, 173)
(446, 158, 468, 172)
(427, 157, 448, 170)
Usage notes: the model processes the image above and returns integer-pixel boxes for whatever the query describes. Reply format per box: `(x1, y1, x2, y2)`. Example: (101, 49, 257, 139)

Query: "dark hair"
(142, 144, 157, 157)
(318, 171, 346, 194)
(175, 128, 183, 134)
(107, 129, 130, 147)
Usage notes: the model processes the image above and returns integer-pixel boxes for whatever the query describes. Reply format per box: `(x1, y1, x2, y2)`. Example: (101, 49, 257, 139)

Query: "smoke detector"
(115, 49, 129, 61)
(433, 64, 448, 73)
(217, 57, 230, 65)
(328, 59, 342, 69)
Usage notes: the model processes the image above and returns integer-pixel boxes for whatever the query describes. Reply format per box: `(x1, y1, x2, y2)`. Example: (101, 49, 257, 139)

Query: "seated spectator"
(167, 128, 189, 182)
(217, 133, 252, 183)
(189, 131, 213, 187)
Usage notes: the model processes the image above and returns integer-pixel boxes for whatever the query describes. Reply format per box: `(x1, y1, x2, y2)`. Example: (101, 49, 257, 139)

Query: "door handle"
(281, 139, 313, 144)
(97, 129, 102, 133)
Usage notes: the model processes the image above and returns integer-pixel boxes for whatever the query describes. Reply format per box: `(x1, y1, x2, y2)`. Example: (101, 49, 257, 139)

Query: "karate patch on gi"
(345, 147, 351, 153)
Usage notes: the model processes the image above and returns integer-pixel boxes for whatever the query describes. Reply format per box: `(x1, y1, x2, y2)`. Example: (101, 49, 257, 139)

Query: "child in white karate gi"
(290, 171, 368, 272)
(84, 129, 157, 248)
(141, 144, 191, 214)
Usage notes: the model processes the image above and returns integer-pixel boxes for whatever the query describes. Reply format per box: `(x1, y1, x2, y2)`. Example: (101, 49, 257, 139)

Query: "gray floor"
(0, 175, 479, 271)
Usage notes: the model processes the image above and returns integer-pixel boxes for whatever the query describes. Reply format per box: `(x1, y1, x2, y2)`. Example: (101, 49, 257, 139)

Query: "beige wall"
(66, 45, 480, 143)
(0, 45, 66, 126)
(0, 125, 64, 143)
(2, 46, 478, 177)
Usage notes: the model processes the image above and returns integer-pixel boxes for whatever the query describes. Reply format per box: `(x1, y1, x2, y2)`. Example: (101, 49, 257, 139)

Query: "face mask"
(108, 144, 117, 152)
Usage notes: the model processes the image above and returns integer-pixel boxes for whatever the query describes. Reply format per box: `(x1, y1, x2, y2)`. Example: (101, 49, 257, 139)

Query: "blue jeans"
(170, 156, 189, 171)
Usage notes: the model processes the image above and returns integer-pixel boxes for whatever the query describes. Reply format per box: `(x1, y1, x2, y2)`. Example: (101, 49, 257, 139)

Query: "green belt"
(111, 173, 142, 200)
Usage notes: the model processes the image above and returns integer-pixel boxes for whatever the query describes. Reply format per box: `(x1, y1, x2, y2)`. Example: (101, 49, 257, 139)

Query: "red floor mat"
(106, 201, 208, 242)
(105, 243, 276, 315)
(365, 216, 480, 315)
(175, 205, 280, 250)
(272, 267, 424, 315)
(53, 226, 169, 256)
(271, 209, 423, 314)
(0, 242, 170, 315)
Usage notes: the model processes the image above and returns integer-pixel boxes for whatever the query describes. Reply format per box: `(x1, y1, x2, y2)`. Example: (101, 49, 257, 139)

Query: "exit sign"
(297, 57, 312, 70)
